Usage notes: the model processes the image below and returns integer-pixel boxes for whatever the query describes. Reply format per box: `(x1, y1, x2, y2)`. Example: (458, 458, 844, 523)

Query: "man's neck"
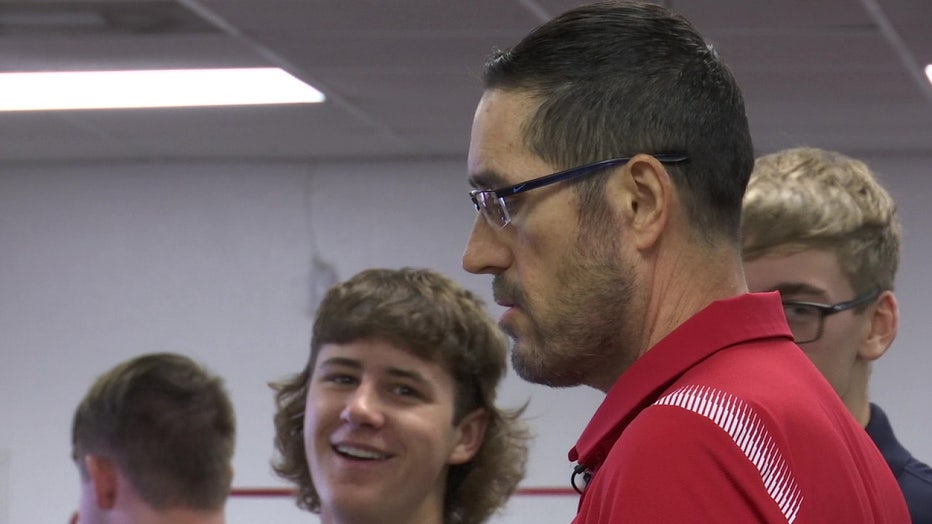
(642, 240, 747, 353)
(115, 507, 225, 524)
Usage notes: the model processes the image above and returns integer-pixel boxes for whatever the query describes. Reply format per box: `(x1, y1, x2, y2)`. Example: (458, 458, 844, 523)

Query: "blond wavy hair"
(742, 147, 900, 293)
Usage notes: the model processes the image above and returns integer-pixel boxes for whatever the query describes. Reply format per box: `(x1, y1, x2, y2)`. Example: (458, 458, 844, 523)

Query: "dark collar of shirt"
(866, 402, 932, 522)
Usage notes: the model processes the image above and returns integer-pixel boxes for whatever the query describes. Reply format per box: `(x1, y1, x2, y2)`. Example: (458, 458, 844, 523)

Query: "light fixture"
(0, 67, 325, 111)
(926, 64, 932, 86)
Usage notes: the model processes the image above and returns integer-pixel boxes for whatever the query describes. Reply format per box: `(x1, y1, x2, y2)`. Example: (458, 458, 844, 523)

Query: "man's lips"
(493, 291, 516, 308)
(492, 275, 522, 310)
(496, 303, 522, 333)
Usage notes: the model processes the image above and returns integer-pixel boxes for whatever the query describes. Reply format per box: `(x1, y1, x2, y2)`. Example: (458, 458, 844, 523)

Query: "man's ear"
(860, 290, 898, 361)
(606, 154, 672, 250)
(448, 408, 489, 465)
(85, 455, 118, 510)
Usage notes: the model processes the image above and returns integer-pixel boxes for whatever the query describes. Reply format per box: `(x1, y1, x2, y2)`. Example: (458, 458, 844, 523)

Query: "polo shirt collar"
(569, 292, 792, 469)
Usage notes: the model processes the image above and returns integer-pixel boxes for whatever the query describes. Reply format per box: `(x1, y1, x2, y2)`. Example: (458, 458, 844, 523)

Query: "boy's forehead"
(314, 339, 455, 375)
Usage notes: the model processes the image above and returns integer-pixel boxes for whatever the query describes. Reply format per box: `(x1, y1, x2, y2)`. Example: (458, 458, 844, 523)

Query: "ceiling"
(0, 0, 929, 166)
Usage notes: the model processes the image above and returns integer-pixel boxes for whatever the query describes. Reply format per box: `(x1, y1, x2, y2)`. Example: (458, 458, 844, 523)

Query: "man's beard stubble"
(494, 224, 635, 389)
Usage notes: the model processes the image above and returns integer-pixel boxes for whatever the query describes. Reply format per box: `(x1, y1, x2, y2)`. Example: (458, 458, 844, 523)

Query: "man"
(271, 267, 529, 524)
(71, 352, 236, 524)
(462, 2, 908, 522)
(743, 146, 932, 522)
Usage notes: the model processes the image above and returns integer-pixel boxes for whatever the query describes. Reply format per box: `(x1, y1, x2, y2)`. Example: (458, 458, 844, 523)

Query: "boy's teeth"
(336, 445, 386, 460)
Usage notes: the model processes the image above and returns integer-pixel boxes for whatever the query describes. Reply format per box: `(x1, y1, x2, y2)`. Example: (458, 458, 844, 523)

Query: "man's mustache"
(492, 275, 524, 307)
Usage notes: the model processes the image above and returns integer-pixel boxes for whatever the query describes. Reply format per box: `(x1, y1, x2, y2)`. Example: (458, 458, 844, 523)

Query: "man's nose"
(463, 214, 511, 275)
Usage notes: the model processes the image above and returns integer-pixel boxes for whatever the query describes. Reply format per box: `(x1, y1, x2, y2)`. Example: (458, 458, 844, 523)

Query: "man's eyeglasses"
(469, 154, 689, 228)
(782, 289, 881, 344)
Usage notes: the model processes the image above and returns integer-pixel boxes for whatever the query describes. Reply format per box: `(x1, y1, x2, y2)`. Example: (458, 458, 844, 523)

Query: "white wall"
(861, 155, 932, 461)
(0, 155, 927, 523)
(0, 160, 596, 524)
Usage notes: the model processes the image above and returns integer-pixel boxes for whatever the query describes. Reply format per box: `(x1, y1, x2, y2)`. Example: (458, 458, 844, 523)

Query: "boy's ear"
(85, 455, 118, 509)
(448, 408, 489, 465)
(860, 291, 898, 361)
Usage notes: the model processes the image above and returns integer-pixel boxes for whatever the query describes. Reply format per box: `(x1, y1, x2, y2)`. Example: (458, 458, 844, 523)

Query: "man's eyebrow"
(468, 170, 509, 190)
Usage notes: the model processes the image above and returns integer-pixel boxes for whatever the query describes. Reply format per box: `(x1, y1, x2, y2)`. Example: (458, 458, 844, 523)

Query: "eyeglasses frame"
(469, 153, 689, 228)
(782, 289, 882, 344)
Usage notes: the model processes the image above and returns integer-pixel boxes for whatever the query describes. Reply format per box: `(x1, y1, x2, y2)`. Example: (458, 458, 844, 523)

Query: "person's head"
(742, 147, 900, 417)
(463, 1, 753, 391)
(272, 267, 528, 524)
(71, 352, 236, 523)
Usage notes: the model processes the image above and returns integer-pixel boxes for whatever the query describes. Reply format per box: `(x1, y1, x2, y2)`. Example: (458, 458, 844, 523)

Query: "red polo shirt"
(570, 292, 908, 523)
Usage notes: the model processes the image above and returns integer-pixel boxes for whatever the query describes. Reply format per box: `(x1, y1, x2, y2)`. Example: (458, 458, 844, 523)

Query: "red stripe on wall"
(230, 486, 577, 497)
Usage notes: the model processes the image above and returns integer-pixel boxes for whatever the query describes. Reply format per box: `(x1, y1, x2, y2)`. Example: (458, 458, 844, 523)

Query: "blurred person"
(743, 146, 932, 522)
(71, 352, 236, 524)
(271, 267, 529, 524)
(461, 1, 908, 521)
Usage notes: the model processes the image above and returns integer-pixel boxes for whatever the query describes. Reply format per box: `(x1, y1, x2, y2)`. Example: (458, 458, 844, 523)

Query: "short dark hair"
(71, 352, 236, 511)
(483, 1, 754, 242)
(272, 267, 529, 524)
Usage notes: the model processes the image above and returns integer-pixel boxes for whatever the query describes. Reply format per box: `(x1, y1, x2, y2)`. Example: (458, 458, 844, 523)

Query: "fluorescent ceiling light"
(0, 67, 325, 111)
(926, 64, 932, 86)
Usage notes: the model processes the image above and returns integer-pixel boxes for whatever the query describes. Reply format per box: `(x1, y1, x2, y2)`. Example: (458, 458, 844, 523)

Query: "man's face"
(303, 339, 482, 523)
(463, 89, 635, 391)
(744, 248, 873, 400)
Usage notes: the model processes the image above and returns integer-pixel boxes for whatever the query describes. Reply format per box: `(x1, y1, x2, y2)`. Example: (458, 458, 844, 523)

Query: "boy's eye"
(784, 303, 818, 320)
(393, 384, 422, 398)
(319, 373, 357, 386)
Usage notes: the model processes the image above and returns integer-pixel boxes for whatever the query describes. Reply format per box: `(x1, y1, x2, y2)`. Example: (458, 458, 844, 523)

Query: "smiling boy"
(271, 267, 528, 524)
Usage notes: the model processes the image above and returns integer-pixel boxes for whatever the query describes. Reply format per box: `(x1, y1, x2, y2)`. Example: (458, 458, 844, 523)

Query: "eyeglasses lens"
(475, 192, 510, 228)
(783, 303, 820, 344)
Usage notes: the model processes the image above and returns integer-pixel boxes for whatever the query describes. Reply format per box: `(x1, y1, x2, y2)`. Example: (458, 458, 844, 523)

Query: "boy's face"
(303, 338, 484, 522)
(744, 248, 874, 400)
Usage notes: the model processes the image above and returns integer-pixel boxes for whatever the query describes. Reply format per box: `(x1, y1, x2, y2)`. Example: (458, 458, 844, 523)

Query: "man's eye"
(501, 194, 521, 210)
